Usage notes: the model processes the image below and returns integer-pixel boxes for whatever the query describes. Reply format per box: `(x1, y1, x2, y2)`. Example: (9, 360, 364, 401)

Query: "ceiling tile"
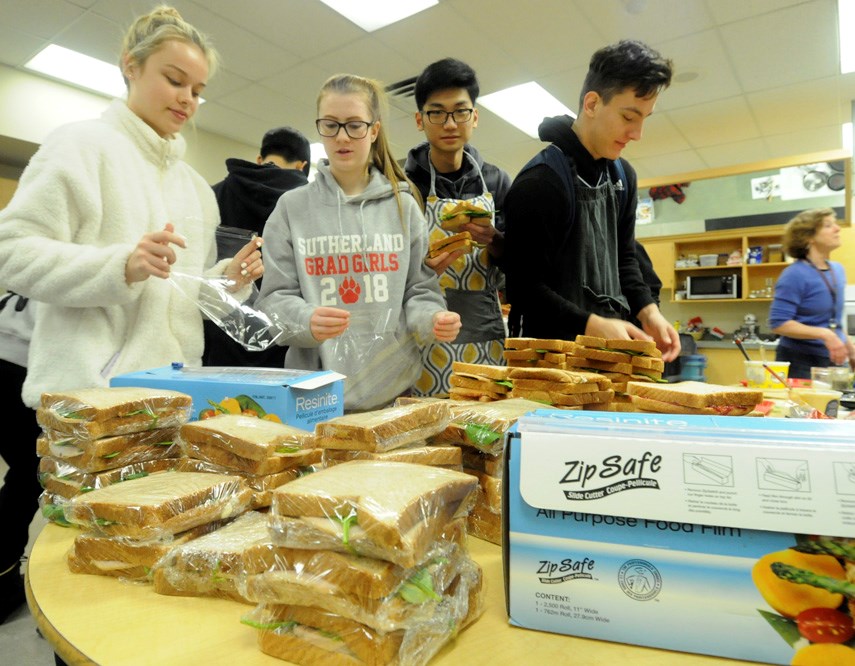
(719, 0, 839, 92)
(696, 137, 771, 169)
(4, 0, 90, 40)
(574, 0, 716, 43)
(668, 96, 761, 147)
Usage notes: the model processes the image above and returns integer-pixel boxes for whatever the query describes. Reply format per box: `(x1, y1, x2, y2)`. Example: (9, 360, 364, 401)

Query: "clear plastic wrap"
(36, 428, 181, 473)
(322, 441, 462, 470)
(168, 271, 290, 352)
(466, 501, 502, 546)
(66, 519, 230, 581)
(244, 557, 484, 666)
(431, 397, 546, 456)
(62, 471, 252, 539)
(37, 387, 192, 439)
(176, 414, 318, 476)
(243, 538, 475, 632)
(314, 402, 451, 453)
(268, 461, 477, 568)
(175, 458, 322, 510)
(38, 456, 181, 499)
(39, 491, 73, 527)
(151, 510, 272, 603)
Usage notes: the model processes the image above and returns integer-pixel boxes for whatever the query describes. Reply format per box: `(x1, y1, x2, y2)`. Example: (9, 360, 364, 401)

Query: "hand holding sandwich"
(425, 247, 470, 275)
(433, 311, 462, 342)
(310, 306, 350, 341)
(636, 304, 681, 362)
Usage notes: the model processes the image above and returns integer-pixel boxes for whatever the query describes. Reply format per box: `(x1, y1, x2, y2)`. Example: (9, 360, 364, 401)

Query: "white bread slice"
(572, 346, 633, 364)
(507, 367, 612, 389)
(433, 398, 545, 454)
(38, 387, 191, 438)
(152, 510, 271, 602)
(627, 381, 763, 410)
(179, 414, 314, 461)
(565, 356, 633, 375)
(465, 469, 502, 514)
(447, 387, 504, 402)
(510, 379, 600, 394)
(632, 356, 665, 372)
(467, 500, 502, 545)
(450, 361, 510, 381)
(245, 549, 481, 633)
(502, 348, 541, 362)
(429, 231, 473, 258)
(503, 337, 537, 350)
(323, 444, 462, 468)
(605, 339, 661, 357)
(39, 456, 179, 499)
(36, 428, 180, 473)
(269, 461, 477, 564)
(63, 471, 252, 539)
(180, 439, 322, 475)
(66, 520, 226, 580)
(314, 403, 451, 452)
(629, 395, 757, 416)
(449, 374, 510, 394)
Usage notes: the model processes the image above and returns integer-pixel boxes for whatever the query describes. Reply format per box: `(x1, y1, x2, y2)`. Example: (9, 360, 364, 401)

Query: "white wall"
(0, 64, 254, 184)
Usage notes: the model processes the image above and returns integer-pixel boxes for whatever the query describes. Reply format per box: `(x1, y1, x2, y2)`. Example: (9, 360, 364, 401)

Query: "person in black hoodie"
(204, 126, 310, 367)
(404, 58, 511, 396)
(503, 41, 680, 362)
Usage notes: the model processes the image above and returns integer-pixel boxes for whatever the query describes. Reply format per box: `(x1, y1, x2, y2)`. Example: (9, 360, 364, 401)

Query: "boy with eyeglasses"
(405, 57, 511, 397)
(503, 40, 680, 362)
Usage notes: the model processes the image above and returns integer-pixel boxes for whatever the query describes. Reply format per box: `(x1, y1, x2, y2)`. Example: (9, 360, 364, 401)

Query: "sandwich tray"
(503, 409, 855, 665)
(111, 365, 344, 432)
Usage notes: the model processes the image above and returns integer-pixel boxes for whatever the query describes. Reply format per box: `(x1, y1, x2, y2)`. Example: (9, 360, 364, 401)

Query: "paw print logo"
(339, 276, 360, 304)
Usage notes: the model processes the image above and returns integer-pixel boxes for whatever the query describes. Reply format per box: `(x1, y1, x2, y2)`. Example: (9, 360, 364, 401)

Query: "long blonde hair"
(120, 5, 219, 85)
(317, 74, 423, 220)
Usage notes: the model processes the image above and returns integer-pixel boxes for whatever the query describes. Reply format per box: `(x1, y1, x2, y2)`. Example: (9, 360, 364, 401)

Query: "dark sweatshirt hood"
(212, 158, 308, 233)
(404, 141, 486, 178)
(537, 114, 574, 143)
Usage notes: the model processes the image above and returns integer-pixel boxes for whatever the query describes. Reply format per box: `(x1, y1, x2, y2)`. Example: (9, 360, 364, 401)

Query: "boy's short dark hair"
(580, 40, 673, 108)
(414, 58, 479, 110)
(260, 126, 311, 175)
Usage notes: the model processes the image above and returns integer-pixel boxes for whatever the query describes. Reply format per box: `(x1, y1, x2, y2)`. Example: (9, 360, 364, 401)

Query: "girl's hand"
(225, 236, 264, 291)
(433, 311, 461, 342)
(425, 249, 467, 276)
(311, 306, 350, 341)
(125, 223, 187, 284)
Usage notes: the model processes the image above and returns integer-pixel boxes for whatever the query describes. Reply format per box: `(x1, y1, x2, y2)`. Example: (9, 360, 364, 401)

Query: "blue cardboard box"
(111, 365, 344, 431)
(504, 410, 855, 665)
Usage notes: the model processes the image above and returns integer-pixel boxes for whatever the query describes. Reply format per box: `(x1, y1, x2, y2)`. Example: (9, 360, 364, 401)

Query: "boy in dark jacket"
(504, 41, 679, 362)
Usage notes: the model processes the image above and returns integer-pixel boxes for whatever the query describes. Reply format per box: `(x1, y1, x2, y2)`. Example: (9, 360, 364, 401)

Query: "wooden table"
(26, 523, 760, 665)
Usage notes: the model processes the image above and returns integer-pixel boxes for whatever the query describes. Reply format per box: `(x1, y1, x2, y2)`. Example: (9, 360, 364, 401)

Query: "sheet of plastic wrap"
(322, 441, 462, 470)
(62, 471, 252, 539)
(431, 397, 545, 456)
(314, 403, 451, 453)
(36, 428, 181, 473)
(268, 461, 477, 568)
(38, 456, 181, 499)
(37, 387, 192, 439)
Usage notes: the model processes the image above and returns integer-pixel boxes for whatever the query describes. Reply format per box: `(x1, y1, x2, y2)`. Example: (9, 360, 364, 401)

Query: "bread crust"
(180, 414, 314, 461)
(315, 403, 451, 452)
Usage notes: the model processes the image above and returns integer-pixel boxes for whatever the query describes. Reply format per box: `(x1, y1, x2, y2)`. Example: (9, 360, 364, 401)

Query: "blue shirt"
(768, 259, 847, 356)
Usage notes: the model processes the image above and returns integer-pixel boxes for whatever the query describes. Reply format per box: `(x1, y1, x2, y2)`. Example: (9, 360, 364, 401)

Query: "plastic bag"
(168, 271, 296, 352)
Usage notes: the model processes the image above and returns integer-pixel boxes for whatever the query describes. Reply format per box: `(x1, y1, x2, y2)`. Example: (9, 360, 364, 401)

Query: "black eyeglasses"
(316, 118, 374, 139)
(423, 108, 474, 125)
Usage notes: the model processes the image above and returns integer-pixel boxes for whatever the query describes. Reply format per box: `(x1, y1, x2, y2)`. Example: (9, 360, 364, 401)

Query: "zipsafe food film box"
(503, 410, 855, 665)
(111, 365, 344, 431)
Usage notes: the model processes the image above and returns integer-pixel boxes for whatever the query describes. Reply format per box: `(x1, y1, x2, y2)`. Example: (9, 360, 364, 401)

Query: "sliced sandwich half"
(627, 381, 764, 416)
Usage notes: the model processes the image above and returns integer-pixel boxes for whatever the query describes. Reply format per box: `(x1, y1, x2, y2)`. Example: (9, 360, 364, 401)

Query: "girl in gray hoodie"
(257, 74, 460, 410)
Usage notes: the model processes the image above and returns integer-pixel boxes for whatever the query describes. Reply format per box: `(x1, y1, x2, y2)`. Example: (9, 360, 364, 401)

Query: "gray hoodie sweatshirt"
(257, 161, 447, 410)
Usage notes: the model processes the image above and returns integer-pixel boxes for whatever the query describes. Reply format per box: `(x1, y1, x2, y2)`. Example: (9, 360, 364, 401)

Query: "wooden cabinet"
(638, 239, 674, 291)
(671, 228, 785, 303)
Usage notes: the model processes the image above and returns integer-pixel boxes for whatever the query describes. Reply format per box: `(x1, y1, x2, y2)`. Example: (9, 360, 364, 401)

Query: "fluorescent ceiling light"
(318, 0, 437, 32)
(840, 0, 855, 73)
(479, 82, 575, 139)
(25, 44, 126, 98)
(843, 122, 853, 152)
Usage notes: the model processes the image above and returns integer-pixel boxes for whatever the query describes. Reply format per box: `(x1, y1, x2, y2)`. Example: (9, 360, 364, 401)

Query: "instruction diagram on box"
(832, 462, 855, 495)
(683, 454, 734, 487)
(756, 458, 809, 492)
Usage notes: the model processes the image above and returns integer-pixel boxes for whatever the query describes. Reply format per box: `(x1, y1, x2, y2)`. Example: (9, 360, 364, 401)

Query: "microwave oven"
(685, 274, 740, 300)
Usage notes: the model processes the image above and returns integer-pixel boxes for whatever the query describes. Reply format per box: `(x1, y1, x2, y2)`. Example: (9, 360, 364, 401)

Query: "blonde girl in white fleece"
(0, 4, 263, 407)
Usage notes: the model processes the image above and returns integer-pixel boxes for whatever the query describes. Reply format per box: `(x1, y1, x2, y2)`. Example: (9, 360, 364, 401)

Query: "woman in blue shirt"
(769, 208, 855, 378)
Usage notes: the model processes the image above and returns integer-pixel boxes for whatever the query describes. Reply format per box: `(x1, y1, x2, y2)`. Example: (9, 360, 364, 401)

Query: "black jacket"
(212, 159, 308, 234)
(503, 115, 654, 339)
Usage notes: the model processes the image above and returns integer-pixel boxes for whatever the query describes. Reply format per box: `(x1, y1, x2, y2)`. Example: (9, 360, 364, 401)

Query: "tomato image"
(199, 409, 217, 419)
(796, 607, 855, 644)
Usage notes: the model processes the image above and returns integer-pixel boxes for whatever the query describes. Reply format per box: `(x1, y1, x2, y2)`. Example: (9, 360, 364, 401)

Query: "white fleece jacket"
(0, 100, 224, 407)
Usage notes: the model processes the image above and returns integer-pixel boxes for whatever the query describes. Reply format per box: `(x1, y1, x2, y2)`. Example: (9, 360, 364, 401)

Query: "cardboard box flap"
(289, 371, 346, 390)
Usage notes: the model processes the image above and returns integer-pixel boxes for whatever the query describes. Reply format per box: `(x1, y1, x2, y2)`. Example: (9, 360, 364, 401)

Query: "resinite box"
(111, 365, 344, 431)
(504, 410, 855, 665)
